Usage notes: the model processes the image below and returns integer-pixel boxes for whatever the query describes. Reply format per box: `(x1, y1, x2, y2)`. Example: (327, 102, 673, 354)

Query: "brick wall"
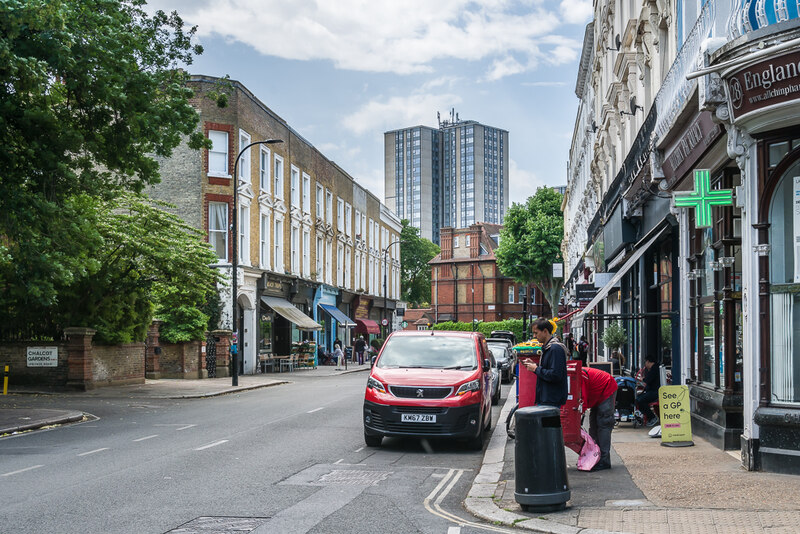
(92, 343, 145, 387)
(159, 342, 204, 379)
(0, 342, 69, 387)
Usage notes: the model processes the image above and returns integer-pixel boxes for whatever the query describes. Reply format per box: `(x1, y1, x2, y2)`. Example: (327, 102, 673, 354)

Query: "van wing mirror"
(483, 359, 491, 372)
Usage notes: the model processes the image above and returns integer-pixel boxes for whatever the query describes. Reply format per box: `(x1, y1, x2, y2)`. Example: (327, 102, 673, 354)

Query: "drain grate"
(165, 516, 269, 533)
(317, 469, 392, 487)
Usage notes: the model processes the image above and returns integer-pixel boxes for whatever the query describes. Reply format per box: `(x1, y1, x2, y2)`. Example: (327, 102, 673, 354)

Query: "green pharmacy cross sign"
(673, 169, 734, 227)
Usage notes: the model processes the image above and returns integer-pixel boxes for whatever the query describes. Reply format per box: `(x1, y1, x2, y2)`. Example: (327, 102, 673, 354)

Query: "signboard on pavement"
(659, 385, 694, 446)
(27, 347, 58, 367)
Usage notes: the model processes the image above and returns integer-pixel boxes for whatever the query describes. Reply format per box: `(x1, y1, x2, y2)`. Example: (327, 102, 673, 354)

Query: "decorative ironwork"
(206, 334, 217, 378)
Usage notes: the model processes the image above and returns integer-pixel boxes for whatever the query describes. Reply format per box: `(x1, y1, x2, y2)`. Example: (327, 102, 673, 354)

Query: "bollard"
(3, 365, 8, 395)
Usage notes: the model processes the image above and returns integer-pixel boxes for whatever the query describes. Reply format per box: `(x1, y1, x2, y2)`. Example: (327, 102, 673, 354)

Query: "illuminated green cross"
(673, 169, 734, 228)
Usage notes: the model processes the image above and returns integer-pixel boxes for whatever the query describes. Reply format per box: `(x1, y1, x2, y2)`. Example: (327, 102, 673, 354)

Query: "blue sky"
(148, 0, 592, 204)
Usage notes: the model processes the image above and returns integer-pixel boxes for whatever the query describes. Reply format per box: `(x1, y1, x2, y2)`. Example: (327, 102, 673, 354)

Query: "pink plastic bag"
(576, 428, 600, 471)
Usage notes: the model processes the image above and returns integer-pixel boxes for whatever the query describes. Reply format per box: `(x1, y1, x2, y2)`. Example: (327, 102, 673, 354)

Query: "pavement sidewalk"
(0, 362, 369, 437)
(465, 391, 800, 534)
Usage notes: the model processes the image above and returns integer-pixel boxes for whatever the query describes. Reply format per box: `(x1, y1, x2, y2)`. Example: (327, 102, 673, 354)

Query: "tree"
(400, 220, 440, 307)
(0, 1, 210, 338)
(495, 187, 564, 314)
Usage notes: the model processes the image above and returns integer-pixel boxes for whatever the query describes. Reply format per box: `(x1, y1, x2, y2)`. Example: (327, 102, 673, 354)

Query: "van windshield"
(377, 336, 478, 369)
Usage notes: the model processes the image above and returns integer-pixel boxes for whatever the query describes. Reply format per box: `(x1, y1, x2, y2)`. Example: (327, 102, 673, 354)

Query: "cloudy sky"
(148, 0, 592, 204)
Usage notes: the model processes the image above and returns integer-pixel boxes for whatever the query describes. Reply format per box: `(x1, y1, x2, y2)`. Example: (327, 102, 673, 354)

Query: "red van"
(363, 330, 494, 450)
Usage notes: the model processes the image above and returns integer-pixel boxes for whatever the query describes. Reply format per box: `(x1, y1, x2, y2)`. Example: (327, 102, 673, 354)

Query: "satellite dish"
(607, 34, 621, 52)
(630, 96, 643, 114)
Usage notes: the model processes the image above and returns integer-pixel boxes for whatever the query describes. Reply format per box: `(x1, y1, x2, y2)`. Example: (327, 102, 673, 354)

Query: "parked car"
(363, 330, 494, 450)
(486, 337, 514, 350)
(488, 343, 516, 384)
(486, 347, 501, 405)
(490, 330, 517, 346)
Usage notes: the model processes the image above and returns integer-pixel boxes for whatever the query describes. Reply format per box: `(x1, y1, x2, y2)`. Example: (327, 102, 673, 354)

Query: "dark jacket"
(643, 364, 660, 392)
(535, 337, 568, 407)
(355, 338, 367, 352)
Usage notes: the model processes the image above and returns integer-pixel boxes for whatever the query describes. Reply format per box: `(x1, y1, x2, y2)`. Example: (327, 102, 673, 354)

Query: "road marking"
(154, 424, 196, 431)
(307, 407, 324, 414)
(78, 448, 109, 457)
(194, 440, 228, 451)
(133, 434, 158, 442)
(2, 465, 43, 477)
(333, 458, 344, 465)
(176, 424, 196, 431)
(447, 527, 461, 534)
(354, 447, 364, 453)
(424, 469, 515, 533)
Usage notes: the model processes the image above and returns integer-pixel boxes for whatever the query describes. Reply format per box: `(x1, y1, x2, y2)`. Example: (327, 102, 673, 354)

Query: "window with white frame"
(208, 131, 229, 176)
(239, 130, 251, 183)
(345, 204, 352, 236)
(259, 146, 271, 194)
(354, 251, 361, 289)
(239, 205, 250, 265)
(508, 285, 515, 303)
(454, 236, 459, 248)
(326, 190, 333, 225)
(302, 173, 310, 213)
(303, 229, 310, 277)
(274, 218, 284, 272)
(355, 210, 362, 238)
(361, 253, 366, 291)
(369, 257, 375, 293)
(325, 240, 332, 284)
(362, 214, 367, 242)
(290, 225, 299, 275)
(369, 219, 374, 247)
(337, 198, 344, 232)
(291, 166, 300, 208)
(274, 155, 284, 200)
(208, 201, 228, 261)
(337, 243, 344, 287)
(260, 212, 270, 269)
(316, 184, 323, 219)
(345, 247, 351, 289)
(316, 236, 324, 280)
(466, 235, 471, 247)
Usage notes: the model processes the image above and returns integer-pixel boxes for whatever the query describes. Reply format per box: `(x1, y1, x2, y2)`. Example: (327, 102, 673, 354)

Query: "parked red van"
(363, 330, 494, 450)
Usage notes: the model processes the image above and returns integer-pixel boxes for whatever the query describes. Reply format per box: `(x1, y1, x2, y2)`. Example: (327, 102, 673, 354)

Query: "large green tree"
(0, 0, 212, 339)
(495, 187, 564, 314)
(400, 220, 440, 307)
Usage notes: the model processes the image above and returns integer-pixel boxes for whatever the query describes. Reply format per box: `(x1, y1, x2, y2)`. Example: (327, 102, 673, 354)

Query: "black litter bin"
(514, 405, 570, 512)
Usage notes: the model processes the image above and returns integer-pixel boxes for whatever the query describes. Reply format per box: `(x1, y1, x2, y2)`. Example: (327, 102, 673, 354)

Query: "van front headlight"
(455, 379, 480, 396)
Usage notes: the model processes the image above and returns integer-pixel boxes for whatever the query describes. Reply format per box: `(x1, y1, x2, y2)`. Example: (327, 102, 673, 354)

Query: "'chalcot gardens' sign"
(27, 347, 58, 367)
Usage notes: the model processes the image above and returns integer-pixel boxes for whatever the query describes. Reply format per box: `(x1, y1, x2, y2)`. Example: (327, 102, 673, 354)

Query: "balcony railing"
(728, 0, 800, 38)
(653, 0, 716, 143)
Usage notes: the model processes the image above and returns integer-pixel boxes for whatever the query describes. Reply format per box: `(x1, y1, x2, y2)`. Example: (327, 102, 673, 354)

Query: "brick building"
(429, 223, 549, 325)
(150, 76, 401, 374)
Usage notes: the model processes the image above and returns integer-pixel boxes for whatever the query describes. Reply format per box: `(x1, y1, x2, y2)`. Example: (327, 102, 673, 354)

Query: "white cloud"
(509, 159, 549, 203)
(342, 93, 462, 135)
(522, 81, 567, 87)
(558, 0, 593, 24)
(150, 0, 577, 76)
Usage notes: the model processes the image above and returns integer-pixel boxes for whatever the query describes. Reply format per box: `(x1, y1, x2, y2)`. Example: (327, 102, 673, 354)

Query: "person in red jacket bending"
(581, 366, 618, 471)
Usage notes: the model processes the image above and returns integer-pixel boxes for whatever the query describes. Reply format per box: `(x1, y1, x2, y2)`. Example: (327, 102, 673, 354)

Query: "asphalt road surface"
(1, 372, 515, 534)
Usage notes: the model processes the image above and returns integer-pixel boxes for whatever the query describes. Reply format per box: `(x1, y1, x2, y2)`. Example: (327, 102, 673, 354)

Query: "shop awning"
(261, 296, 321, 331)
(318, 304, 356, 327)
(574, 225, 670, 320)
(354, 318, 380, 334)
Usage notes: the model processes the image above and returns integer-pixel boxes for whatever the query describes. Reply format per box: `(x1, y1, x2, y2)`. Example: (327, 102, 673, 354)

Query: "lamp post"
(382, 239, 406, 338)
(231, 138, 283, 386)
(513, 264, 534, 341)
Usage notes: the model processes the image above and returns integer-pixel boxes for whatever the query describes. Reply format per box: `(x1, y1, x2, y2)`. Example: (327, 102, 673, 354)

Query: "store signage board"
(673, 169, 733, 227)
(576, 283, 598, 302)
(27, 347, 58, 367)
(725, 49, 800, 121)
(552, 263, 564, 278)
(659, 385, 694, 446)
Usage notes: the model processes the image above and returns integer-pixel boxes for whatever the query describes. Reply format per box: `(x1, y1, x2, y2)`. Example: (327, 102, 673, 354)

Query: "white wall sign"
(552, 263, 564, 278)
(27, 346, 58, 367)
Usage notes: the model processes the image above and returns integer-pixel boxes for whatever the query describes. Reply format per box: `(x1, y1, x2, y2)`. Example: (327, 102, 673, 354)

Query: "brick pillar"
(212, 329, 232, 378)
(65, 327, 96, 391)
(145, 320, 162, 379)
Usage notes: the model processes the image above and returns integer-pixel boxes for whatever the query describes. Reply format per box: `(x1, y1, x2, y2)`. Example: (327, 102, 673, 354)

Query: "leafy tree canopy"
(495, 187, 564, 313)
(400, 220, 440, 307)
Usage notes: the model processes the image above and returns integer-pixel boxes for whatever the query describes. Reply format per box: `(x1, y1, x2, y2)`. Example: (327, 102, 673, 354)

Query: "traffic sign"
(381, 318, 389, 326)
(402, 321, 408, 328)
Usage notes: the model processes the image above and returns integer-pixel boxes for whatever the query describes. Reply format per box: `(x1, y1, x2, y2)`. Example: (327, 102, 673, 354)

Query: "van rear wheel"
(468, 418, 485, 451)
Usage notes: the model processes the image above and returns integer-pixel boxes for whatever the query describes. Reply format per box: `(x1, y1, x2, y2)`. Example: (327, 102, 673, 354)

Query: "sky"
(147, 0, 592, 204)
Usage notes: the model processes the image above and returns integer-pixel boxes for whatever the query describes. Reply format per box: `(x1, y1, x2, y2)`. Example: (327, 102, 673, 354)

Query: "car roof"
(486, 337, 512, 344)
(388, 330, 481, 338)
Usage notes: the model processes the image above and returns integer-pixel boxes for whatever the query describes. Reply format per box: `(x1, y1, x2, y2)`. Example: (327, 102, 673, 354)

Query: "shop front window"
(768, 158, 800, 404)
(259, 313, 273, 353)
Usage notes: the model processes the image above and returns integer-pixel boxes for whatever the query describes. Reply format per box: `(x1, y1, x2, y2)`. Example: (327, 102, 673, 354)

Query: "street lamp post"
(231, 138, 283, 386)
(513, 264, 534, 341)
(382, 239, 405, 338)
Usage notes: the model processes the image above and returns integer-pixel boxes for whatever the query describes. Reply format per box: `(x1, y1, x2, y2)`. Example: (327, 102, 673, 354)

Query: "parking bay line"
(307, 407, 324, 414)
(78, 448, 109, 457)
(194, 440, 228, 451)
(133, 434, 158, 442)
(2, 465, 44, 477)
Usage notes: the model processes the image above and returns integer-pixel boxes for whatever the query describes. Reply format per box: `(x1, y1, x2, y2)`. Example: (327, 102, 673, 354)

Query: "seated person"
(635, 354, 660, 427)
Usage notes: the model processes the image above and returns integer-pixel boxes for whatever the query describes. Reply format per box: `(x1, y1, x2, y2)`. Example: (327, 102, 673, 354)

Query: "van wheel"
(364, 432, 382, 447)
(468, 421, 485, 451)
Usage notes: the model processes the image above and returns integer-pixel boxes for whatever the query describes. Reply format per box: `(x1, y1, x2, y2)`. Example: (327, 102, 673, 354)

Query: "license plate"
(401, 413, 436, 423)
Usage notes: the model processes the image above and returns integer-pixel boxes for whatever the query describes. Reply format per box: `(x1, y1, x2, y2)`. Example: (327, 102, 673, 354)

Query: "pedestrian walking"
(521, 318, 568, 407)
(354, 335, 367, 365)
(577, 335, 589, 366)
(581, 366, 618, 471)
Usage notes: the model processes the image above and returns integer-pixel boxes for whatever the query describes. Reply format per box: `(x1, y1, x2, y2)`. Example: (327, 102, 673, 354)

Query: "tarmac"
(3, 369, 800, 533)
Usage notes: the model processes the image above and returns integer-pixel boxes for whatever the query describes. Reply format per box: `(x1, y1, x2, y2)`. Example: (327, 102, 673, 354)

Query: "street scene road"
(1, 372, 512, 534)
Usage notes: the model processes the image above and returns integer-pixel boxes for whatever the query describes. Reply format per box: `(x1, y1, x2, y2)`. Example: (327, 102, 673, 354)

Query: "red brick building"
(429, 223, 550, 324)
(401, 308, 435, 331)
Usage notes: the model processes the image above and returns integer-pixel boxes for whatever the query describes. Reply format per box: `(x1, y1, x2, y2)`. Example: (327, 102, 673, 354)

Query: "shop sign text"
(27, 346, 58, 367)
(726, 50, 800, 120)
(659, 385, 694, 444)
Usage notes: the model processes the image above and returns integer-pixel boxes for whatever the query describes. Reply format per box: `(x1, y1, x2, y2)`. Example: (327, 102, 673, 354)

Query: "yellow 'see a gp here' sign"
(658, 385, 693, 444)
